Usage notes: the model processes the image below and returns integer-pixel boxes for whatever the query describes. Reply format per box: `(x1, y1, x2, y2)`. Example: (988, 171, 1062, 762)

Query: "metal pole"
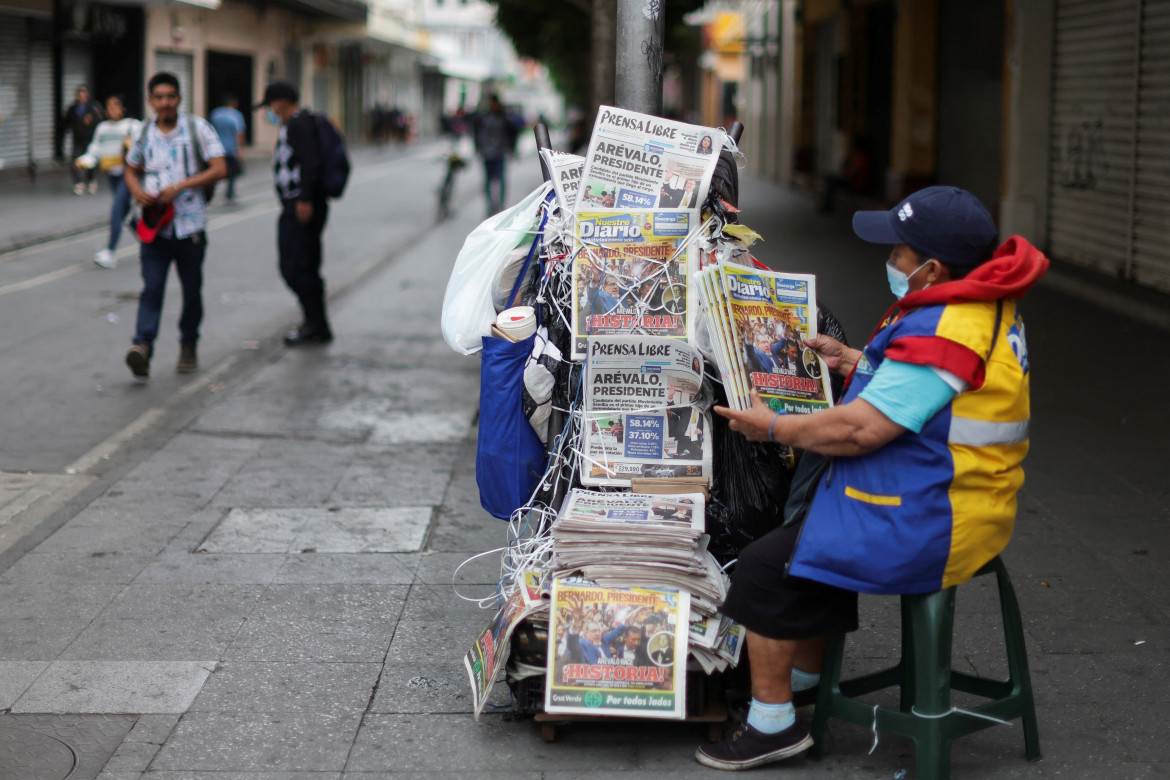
(615, 0, 665, 115)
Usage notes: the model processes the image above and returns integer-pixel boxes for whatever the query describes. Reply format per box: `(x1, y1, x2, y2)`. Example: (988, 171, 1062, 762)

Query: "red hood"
(895, 235, 1049, 312)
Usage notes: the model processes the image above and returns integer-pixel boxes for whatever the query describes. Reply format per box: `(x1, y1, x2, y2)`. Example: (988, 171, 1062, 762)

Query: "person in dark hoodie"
(695, 186, 1049, 771)
(255, 81, 333, 345)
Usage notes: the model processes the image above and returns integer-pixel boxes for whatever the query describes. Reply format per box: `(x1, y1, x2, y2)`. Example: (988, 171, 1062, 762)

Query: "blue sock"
(746, 698, 795, 734)
(792, 668, 821, 692)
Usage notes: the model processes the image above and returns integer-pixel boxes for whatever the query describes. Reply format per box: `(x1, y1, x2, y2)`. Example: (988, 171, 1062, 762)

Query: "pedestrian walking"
(474, 94, 519, 217)
(255, 81, 333, 345)
(122, 72, 227, 379)
(75, 94, 141, 268)
(209, 95, 247, 202)
(62, 85, 104, 195)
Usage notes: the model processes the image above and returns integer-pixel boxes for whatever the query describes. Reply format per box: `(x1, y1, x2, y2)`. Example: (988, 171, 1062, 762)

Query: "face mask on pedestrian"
(265, 108, 281, 126)
(886, 259, 930, 299)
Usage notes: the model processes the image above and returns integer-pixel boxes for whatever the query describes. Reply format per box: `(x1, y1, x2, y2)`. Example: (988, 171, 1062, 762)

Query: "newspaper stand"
(463, 119, 749, 743)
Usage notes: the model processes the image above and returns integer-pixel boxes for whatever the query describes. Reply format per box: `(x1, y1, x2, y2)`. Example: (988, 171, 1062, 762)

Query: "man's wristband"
(768, 412, 781, 443)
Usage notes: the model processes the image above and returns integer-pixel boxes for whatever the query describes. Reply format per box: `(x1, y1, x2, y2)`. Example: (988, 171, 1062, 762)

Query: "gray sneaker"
(695, 719, 813, 771)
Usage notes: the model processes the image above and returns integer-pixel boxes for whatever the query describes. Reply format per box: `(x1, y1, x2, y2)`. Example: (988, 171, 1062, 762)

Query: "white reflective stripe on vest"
(948, 417, 1029, 446)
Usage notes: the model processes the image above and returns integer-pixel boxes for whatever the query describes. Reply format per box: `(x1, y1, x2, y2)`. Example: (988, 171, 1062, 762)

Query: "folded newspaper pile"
(696, 263, 834, 413)
(552, 489, 726, 606)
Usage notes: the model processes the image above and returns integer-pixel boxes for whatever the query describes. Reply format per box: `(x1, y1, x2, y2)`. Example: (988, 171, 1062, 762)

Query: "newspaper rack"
(465, 116, 751, 742)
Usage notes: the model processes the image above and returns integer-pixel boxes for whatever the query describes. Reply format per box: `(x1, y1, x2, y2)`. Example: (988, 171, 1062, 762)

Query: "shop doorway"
(206, 50, 254, 146)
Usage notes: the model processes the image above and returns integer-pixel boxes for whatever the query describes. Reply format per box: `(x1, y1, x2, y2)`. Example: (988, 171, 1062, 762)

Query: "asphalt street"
(0, 142, 1165, 779)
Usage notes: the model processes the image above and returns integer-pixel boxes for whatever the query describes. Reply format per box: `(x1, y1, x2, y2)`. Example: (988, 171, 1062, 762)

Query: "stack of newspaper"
(551, 489, 727, 612)
(695, 262, 834, 413)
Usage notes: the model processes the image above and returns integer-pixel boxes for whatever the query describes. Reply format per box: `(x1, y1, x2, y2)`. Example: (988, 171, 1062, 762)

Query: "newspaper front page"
(545, 578, 690, 719)
(721, 265, 833, 414)
(579, 336, 712, 486)
(464, 588, 544, 719)
(571, 210, 695, 359)
(577, 106, 724, 212)
(541, 149, 585, 212)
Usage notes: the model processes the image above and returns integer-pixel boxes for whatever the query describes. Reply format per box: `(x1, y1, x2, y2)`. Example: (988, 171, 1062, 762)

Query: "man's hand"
(713, 390, 780, 442)
(129, 184, 156, 208)
(804, 334, 862, 375)
(295, 201, 313, 224)
(157, 184, 182, 204)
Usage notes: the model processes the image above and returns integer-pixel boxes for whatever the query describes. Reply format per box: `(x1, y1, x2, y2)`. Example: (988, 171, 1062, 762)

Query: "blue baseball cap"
(852, 186, 999, 267)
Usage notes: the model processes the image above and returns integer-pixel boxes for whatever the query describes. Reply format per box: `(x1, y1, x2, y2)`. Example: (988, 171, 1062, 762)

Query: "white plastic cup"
(496, 306, 536, 341)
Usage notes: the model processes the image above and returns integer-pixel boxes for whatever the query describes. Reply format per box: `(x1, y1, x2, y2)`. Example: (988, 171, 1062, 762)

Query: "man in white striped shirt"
(123, 72, 226, 379)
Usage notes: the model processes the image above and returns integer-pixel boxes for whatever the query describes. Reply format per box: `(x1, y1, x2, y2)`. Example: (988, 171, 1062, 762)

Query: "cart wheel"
(540, 723, 558, 742)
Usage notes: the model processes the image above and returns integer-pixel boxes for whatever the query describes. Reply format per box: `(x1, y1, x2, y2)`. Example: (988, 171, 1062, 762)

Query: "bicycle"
(436, 151, 467, 221)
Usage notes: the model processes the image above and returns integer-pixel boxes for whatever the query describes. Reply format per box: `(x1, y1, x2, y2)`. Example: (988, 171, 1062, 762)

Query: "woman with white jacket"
(75, 95, 141, 268)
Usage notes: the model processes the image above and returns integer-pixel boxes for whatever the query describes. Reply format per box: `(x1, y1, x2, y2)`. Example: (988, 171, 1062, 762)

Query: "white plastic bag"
(441, 182, 553, 355)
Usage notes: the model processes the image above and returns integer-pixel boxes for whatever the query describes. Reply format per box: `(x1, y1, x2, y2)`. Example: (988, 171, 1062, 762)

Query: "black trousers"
(277, 199, 330, 333)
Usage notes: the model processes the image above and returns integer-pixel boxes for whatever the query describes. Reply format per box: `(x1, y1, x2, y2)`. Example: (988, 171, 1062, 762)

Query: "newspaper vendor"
(696, 186, 1049, 771)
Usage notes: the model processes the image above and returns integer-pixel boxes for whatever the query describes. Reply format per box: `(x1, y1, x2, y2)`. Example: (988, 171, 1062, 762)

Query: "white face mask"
(886, 260, 929, 299)
(265, 108, 281, 126)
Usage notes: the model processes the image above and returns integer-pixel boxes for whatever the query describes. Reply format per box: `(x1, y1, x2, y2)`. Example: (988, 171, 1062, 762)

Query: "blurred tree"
(489, 0, 704, 112)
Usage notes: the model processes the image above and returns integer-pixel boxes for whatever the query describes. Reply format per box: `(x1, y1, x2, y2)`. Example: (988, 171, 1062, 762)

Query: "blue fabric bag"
(476, 332, 546, 519)
(474, 212, 548, 519)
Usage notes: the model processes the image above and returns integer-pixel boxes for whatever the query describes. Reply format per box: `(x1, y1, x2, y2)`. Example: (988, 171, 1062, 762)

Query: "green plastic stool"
(809, 556, 1041, 780)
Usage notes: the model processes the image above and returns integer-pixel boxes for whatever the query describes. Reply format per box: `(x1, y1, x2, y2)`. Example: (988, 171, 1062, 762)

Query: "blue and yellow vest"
(788, 298, 1031, 595)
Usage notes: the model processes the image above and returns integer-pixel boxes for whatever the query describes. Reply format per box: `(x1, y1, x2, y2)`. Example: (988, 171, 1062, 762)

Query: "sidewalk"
(0, 170, 1165, 778)
(0, 143, 430, 256)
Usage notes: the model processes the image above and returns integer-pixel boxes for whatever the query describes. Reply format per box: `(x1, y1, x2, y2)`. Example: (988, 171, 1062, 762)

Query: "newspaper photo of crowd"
(552, 594, 676, 688)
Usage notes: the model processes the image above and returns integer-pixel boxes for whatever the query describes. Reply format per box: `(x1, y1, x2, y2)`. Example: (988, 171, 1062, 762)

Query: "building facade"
(740, 0, 1170, 294)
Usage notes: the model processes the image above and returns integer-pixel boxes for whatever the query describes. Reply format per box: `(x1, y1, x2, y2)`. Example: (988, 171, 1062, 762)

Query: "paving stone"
(198, 507, 432, 554)
(122, 713, 179, 744)
(0, 552, 153, 586)
(385, 619, 481, 666)
(328, 455, 456, 507)
(134, 553, 287, 585)
(209, 439, 355, 507)
(0, 661, 48, 709)
(98, 583, 265, 621)
(271, 553, 417, 585)
(12, 661, 214, 714)
(1092, 701, 1169, 763)
(151, 712, 360, 772)
(400, 584, 502, 622)
(369, 655, 477, 715)
(413, 551, 503, 586)
(189, 661, 381, 714)
(223, 585, 407, 663)
(147, 774, 340, 780)
(0, 713, 135, 780)
(0, 581, 125, 660)
(58, 617, 246, 662)
(32, 519, 187, 556)
(346, 713, 639, 772)
(101, 739, 161, 772)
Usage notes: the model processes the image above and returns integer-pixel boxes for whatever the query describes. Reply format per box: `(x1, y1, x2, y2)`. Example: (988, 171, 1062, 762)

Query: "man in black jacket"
(62, 85, 104, 195)
(256, 81, 332, 345)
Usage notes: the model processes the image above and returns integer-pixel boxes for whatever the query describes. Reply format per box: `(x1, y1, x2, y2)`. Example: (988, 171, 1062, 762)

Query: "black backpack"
(314, 113, 350, 199)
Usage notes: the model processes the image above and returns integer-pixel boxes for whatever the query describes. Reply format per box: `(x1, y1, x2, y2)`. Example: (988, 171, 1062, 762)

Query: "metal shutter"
(1048, 0, 1140, 279)
(1133, 0, 1170, 290)
(29, 21, 55, 165)
(0, 14, 31, 172)
(1048, 0, 1170, 293)
(154, 51, 194, 115)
